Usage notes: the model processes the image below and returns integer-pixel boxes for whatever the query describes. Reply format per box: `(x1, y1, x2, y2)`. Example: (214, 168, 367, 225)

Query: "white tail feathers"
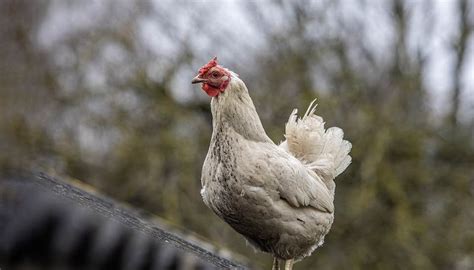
(280, 100, 352, 184)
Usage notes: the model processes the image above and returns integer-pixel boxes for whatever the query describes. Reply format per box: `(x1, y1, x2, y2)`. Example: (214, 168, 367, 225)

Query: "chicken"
(192, 57, 352, 270)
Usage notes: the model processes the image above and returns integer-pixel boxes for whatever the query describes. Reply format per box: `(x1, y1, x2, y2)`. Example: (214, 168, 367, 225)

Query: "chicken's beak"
(191, 75, 206, 84)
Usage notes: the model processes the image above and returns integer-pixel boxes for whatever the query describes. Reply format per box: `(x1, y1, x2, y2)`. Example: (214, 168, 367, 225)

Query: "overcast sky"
(39, 0, 473, 123)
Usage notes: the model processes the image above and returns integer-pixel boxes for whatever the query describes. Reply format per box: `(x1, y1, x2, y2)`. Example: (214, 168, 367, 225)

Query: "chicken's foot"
(284, 259, 294, 270)
(272, 257, 280, 270)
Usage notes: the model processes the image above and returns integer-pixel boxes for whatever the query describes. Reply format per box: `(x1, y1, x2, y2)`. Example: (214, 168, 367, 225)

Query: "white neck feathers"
(210, 77, 271, 143)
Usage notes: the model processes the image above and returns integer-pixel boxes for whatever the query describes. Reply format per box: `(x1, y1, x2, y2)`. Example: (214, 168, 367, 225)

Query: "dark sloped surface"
(0, 172, 249, 270)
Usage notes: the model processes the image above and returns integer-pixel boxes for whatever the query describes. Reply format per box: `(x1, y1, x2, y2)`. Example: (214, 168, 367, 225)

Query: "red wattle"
(202, 84, 220, 97)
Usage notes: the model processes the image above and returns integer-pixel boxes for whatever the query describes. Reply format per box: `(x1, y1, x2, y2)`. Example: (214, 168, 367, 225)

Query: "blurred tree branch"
(450, 0, 473, 129)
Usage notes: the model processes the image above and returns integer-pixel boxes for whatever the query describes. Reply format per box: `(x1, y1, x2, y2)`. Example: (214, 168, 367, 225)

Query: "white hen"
(192, 58, 351, 270)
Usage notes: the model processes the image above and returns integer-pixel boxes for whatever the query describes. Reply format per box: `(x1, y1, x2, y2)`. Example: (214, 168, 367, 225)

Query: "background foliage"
(1, 0, 473, 269)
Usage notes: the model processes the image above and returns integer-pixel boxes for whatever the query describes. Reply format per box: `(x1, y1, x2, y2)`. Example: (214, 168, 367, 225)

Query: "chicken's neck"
(210, 78, 272, 143)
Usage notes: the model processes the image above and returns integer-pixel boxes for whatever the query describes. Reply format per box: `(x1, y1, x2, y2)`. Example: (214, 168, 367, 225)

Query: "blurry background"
(1, 0, 473, 269)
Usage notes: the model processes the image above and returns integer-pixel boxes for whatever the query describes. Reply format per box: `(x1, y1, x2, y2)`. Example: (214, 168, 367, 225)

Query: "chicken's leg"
(284, 259, 294, 270)
(272, 257, 280, 270)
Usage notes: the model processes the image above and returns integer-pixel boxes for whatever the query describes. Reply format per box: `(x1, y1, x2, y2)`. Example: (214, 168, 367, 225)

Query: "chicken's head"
(191, 57, 231, 97)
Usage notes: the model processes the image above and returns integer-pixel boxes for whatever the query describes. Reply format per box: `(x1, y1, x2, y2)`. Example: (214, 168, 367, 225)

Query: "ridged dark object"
(0, 172, 248, 270)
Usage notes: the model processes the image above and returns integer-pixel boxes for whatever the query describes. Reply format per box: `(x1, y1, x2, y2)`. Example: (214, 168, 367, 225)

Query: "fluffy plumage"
(194, 58, 351, 269)
(280, 100, 352, 195)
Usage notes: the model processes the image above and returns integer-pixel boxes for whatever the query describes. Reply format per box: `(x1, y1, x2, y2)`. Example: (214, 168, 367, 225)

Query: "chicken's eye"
(211, 72, 220, 78)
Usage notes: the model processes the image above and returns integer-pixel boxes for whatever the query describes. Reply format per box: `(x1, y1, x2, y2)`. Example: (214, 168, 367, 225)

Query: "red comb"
(198, 57, 218, 75)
